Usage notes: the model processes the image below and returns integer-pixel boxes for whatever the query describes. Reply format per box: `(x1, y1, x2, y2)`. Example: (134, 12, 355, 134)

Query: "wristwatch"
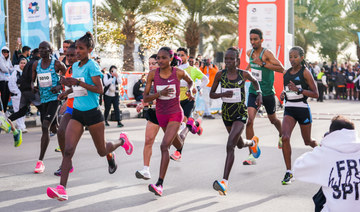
(261, 62, 266, 67)
(297, 88, 303, 95)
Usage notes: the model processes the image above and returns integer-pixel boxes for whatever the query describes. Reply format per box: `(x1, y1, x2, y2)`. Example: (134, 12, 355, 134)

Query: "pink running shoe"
(170, 150, 181, 161)
(47, 185, 68, 201)
(186, 118, 197, 134)
(34, 161, 45, 173)
(148, 184, 163, 196)
(120, 133, 133, 155)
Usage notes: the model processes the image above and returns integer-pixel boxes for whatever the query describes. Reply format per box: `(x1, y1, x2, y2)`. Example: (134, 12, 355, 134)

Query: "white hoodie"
(0, 46, 13, 81)
(293, 129, 360, 212)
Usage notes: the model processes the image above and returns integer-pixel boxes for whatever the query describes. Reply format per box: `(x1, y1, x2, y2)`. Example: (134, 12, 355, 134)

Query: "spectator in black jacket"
(133, 74, 146, 101)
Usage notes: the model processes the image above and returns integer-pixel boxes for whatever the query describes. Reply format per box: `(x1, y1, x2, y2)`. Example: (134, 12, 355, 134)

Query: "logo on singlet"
(168, 79, 174, 83)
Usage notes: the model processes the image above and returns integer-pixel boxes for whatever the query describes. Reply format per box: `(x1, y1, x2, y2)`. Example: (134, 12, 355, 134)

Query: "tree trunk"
(8, 0, 21, 53)
(122, 12, 135, 72)
(185, 21, 200, 58)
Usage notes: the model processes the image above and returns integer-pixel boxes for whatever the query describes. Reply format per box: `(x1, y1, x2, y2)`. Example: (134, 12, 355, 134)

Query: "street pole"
(94, 0, 98, 53)
(6, 0, 9, 48)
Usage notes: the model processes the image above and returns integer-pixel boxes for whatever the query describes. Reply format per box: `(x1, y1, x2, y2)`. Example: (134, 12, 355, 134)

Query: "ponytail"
(158, 47, 182, 67)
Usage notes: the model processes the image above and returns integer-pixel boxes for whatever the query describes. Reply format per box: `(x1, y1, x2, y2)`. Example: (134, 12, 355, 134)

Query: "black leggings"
(0, 81, 10, 112)
(104, 94, 121, 122)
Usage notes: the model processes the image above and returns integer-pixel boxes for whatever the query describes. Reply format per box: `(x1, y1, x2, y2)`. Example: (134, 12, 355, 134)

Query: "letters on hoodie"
(328, 159, 360, 200)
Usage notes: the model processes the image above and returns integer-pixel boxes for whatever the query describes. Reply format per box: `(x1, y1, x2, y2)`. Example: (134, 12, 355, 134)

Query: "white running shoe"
(135, 169, 151, 180)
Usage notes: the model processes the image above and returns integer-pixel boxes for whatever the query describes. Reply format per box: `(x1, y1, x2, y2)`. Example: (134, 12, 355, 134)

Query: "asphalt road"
(1, 100, 360, 212)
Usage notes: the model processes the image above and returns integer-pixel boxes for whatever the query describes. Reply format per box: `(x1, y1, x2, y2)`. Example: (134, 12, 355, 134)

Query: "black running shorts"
(144, 108, 159, 125)
(72, 107, 104, 126)
(40, 100, 60, 123)
(284, 106, 312, 125)
(247, 93, 276, 115)
(180, 99, 195, 118)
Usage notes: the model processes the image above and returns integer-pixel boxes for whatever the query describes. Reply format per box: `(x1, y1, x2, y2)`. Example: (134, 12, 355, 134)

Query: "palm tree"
(99, 0, 176, 72)
(294, 0, 350, 61)
(8, 0, 21, 52)
(51, 0, 64, 49)
(344, 0, 360, 62)
(181, 0, 237, 57)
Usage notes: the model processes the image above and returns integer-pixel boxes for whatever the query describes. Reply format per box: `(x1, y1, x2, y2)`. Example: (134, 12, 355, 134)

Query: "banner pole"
(94, 0, 98, 53)
(6, 0, 9, 48)
(50, 0, 54, 45)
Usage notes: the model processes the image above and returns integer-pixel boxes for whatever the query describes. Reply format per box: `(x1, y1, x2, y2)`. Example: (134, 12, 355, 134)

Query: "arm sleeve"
(89, 61, 102, 78)
(353, 75, 360, 83)
(8, 71, 20, 94)
(293, 147, 326, 186)
(322, 76, 327, 85)
(193, 68, 209, 89)
(103, 74, 112, 86)
(0, 59, 9, 74)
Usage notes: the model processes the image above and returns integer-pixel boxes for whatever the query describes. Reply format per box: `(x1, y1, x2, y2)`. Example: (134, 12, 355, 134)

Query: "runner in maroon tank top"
(143, 47, 194, 196)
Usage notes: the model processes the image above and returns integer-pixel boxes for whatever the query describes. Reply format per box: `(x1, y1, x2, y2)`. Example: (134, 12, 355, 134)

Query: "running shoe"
(21, 128, 28, 133)
(105, 121, 110, 126)
(250, 136, 261, 158)
(47, 185, 68, 201)
(243, 154, 256, 165)
(55, 146, 61, 152)
(135, 169, 151, 180)
(195, 119, 203, 136)
(0, 116, 11, 133)
(282, 172, 294, 185)
(54, 166, 74, 176)
(186, 118, 197, 134)
(278, 136, 283, 149)
(170, 150, 181, 161)
(34, 161, 45, 173)
(148, 184, 163, 196)
(213, 180, 227, 196)
(13, 130, 22, 147)
(107, 152, 117, 174)
(120, 133, 133, 155)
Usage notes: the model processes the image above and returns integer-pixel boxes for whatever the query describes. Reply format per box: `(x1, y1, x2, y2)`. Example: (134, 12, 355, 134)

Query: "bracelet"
(256, 89, 262, 94)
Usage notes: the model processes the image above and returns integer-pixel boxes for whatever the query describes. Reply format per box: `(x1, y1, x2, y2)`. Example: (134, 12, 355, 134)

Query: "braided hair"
(77, 31, 95, 49)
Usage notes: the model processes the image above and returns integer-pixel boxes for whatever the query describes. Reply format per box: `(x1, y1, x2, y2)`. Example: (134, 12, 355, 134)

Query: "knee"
(282, 135, 290, 143)
(64, 146, 75, 158)
(246, 118, 254, 127)
(57, 127, 66, 138)
(226, 143, 236, 152)
(160, 143, 169, 153)
(270, 118, 278, 125)
(97, 149, 107, 157)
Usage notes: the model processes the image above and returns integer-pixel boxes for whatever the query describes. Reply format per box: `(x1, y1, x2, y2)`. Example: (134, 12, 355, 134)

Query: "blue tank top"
(36, 58, 59, 103)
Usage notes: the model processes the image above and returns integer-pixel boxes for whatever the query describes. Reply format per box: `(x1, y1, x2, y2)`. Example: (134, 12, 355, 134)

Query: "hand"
(65, 77, 80, 86)
(159, 86, 174, 97)
(252, 53, 262, 66)
(192, 87, 197, 95)
(136, 102, 144, 113)
(222, 90, 233, 98)
(287, 81, 298, 92)
(58, 92, 67, 100)
(255, 94, 263, 109)
(50, 85, 62, 94)
(60, 76, 71, 87)
(280, 90, 285, 101)
(112, 72, 118, 78)
(32, 87, 39, 93)
(186, 90, 195, 101)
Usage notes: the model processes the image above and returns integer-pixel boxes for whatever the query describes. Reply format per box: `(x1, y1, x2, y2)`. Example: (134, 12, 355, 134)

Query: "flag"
(20, 0, 50, 49)
(62, 0, 93, 41)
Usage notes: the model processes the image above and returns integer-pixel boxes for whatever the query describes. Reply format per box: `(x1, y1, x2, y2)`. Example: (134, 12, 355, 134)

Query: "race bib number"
(38, 73, 52, 87)
(285, 85, 303, 100)
(156, 84, 176, 100)
(221, 87, 241, 103)
(251, 69, 262, 81)
(349, 76, 353, 81)
(72, 78, 88, 97)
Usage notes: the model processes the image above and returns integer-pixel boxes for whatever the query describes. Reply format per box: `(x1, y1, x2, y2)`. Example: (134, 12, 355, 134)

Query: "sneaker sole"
(34, 169, 45, 174)
(107, 153, 117, 174)
(47, 187, 68, 201)
(148, 184, 162, 196)
(170, 155, 181, 161)
(243, 160, 256, 165)
(135, 171, 150, 180)
(213, 181, 226, 196)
